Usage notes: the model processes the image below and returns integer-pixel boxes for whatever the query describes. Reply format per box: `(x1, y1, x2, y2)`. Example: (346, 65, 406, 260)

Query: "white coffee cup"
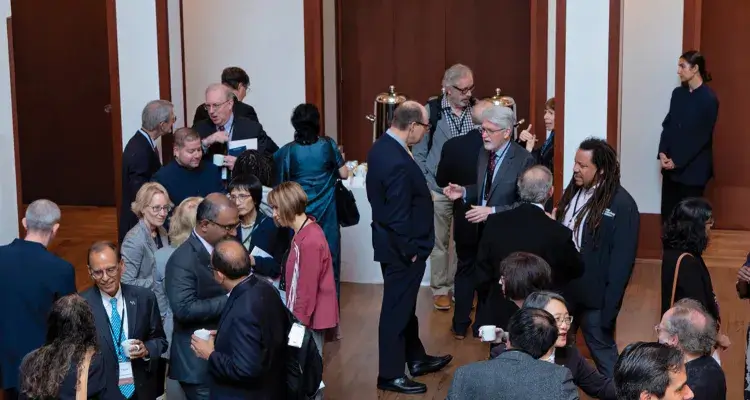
(479, 325, 497, 342)
(212, 154, 225, 167)
(120, 339, 138, 358)
(194, 328, 211, 341)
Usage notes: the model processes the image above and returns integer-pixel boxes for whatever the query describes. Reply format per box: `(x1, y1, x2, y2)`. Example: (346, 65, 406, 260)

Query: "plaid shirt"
(441, 96, 477, 138)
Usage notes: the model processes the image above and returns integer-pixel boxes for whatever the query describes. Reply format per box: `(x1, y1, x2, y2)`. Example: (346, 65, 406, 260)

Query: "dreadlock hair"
(555, 137, 620, 244)
(234, 149, 273, 187)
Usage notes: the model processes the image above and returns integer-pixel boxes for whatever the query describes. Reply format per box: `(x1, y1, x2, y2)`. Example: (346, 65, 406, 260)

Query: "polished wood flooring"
(39, 207, 750, 399)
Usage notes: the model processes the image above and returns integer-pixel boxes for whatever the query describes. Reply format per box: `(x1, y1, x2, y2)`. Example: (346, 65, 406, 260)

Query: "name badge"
(288, 322, 305, 348)
(118, 362, 134, 385)
(603, 208, 616, 218)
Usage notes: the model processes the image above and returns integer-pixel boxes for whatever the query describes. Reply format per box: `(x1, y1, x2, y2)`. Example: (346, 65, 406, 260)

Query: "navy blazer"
(236, 213, 291, 279)
(366, 133, 434, 264)
(193, 115, 279, 160)
(208, 276, 289, 399)
(0, 239, 76, 390)
(119, 131, 162, 243)
(80, 284, 167, 400)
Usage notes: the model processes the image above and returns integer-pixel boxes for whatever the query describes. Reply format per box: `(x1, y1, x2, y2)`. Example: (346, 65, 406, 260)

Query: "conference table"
(339, 178, 431, 286)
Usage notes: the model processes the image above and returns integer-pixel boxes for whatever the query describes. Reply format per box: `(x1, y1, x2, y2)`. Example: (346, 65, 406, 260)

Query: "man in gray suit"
(165, 193, 239, 400)
(448, 308, 579, 400)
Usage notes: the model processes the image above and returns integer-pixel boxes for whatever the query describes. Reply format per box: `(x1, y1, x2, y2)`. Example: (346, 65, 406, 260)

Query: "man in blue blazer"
(0, 200, 76, 399)
(366, 101, 453, 395)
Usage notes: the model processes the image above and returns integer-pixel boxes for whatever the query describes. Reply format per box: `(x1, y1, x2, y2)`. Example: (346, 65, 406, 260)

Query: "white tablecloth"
(340, 180, 431, 286)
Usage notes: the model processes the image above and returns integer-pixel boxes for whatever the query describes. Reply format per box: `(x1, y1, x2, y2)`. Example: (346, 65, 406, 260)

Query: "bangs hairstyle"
(168, 196, 202, 246)
(131, 182, 172, 218)
(228, 174, 263, 213)
(267, 181, 307, 226)
(545, 97, 555, 112)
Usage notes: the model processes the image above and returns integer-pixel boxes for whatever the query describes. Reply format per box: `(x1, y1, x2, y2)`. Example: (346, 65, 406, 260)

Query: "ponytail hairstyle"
(680, 50, 712, 83)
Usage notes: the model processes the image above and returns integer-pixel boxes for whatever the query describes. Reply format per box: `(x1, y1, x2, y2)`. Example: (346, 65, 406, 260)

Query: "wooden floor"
(41, 207, 750, 399)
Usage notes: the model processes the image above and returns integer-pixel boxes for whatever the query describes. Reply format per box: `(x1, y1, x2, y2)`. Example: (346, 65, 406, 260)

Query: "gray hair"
(522, 291, 567, 309)
(442, 64, 473, 87)
(25, 199, 61, 232)
(206, 83, 233, 101)
(391, 101, 423, 130)
(518, 165, 553, 204)
(482, 105, 515, 130)
(664, 302, 717, 355)
(141, 100, 174, 131)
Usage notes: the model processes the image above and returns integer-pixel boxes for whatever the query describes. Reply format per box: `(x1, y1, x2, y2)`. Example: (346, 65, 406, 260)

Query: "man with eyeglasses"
(412, 63, 480, 313)
(164, 193, 240, 400)
(193, 83, 278, 174)
(81, 240, 167, 400)
(191, 67, 259, 126)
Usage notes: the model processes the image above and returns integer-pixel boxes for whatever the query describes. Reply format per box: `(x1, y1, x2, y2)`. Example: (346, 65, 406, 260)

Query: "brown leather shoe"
(433, 295, 451, 310)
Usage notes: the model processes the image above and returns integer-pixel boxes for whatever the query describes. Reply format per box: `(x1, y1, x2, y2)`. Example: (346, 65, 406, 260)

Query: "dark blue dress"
(274, 137, 344, 297)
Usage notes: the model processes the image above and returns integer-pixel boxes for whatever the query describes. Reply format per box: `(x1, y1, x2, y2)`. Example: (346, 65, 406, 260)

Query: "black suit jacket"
(119, 132, 161, 244)
(436, 129, 483, 248)
(193, 100, 259, 126)
(0, 239, 76, 390)
(563, 185, 640, 329)
(80, 284, 167, 400)
(165, 233, 228, 384)
(208, 276, 289, 399)
(193, 115, 278, 159)
(366, 133, 434, 264)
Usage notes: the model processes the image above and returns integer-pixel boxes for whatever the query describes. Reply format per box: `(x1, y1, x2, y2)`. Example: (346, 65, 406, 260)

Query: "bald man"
(656, 299, 726, 399)
(366, 101, 453, 394)
(165, 193, 240, 400)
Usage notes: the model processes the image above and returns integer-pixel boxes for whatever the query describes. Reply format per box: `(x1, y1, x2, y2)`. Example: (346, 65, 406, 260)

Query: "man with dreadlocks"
(556, 137, 639, 379)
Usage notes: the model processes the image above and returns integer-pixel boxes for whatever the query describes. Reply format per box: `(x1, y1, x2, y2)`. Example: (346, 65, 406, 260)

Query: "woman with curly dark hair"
(660, 197, 730, 360)
(19, 294, 107, 399)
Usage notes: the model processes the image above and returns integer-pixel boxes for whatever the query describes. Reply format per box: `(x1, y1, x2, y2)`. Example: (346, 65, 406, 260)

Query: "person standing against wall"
(658, 50, 719, 222)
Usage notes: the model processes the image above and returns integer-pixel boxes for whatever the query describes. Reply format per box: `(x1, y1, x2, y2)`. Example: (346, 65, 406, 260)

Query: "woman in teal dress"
(274, 103, 348, 299)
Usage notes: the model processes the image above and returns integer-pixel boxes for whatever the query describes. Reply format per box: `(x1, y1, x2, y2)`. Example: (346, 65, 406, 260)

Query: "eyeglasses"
(452, 84, 474, 95)
(89, 265, 119, 280)
(228, 193, 252, 203)
(206, 219, 240, 232)
(413, 121, 432, 130)
(554, 315, 574, 326)
(202, 99, 230, 112)
(149, 205, 172, 214)
(482, 127, 507, 135)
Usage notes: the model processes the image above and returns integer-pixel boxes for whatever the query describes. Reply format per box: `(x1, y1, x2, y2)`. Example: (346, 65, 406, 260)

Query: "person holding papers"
(228, 174, 291, 288)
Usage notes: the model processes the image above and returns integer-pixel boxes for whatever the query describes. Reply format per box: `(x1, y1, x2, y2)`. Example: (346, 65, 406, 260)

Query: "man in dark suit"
(556, 137, 640, 378)
(366, 101, 453, 395)
(472, 165, 584, 335)
(193, 83, 278, 172)
(119, 100, 175, 244)
(165, 193, 239, 399)
(0, 200, 76, 399)
(192, 67, 259, 125)
(190, 239, 289, 399)
(81, 241, 167, 400)
(448, 308, 578, 400)
(443, 104, 535, 337)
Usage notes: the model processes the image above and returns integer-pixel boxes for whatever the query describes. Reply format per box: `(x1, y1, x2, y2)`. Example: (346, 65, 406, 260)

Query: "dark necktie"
(218, 125, 225, 132)
(484, 152, 497, 201)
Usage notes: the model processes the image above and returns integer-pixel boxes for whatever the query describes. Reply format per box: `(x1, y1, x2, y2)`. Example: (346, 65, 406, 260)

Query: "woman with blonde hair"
(268, 181, 339, 354)
(121, 182, 172, 290)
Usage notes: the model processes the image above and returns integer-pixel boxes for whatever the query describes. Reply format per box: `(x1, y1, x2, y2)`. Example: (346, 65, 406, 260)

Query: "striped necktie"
(110, 298, 135, 398)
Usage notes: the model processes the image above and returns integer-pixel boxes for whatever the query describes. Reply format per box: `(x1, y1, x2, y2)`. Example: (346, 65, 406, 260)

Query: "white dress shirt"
(101, 286, 129, 340)
(193, 230, 214, 255)
(562, 186, 596, 250)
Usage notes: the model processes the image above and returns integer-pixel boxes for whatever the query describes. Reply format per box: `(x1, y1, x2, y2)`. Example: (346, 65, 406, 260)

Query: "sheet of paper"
(250, 246, 272, 259)
(229, 138, 257, 151)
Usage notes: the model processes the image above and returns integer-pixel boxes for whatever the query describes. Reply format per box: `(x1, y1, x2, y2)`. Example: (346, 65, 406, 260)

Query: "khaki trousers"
(429, 191, 457, 296)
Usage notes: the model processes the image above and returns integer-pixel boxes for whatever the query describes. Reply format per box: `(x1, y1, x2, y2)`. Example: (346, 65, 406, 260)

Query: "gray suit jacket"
(465, 141, 534, 210)
(121, 219, 168, 291)
(448, 350, 579, 400)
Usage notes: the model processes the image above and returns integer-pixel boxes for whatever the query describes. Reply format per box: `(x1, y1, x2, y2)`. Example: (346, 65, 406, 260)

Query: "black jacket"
(119, 131, 161, 243)
(165, 233, 228, 384)
(660, 249, 720, 322)
(193, 116, 279, 160)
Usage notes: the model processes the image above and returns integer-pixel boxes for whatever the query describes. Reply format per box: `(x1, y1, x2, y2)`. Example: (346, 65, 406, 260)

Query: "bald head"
(206, 83, 233, 101)
(391, 101, 426, 130)
(195, 193, 240, 245)
(661, 301, 716, 356)
(471, 99, 493, 125)
(211, 238, 250, 280)
(518, 165, 553, 204)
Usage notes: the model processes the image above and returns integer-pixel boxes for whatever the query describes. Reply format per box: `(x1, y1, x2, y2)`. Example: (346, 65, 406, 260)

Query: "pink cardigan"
(285, 219, 339, 330)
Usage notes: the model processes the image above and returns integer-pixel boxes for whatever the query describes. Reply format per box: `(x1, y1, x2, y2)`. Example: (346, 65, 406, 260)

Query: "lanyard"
(241, 221, 259, 246)
(108, 301, 125, 356)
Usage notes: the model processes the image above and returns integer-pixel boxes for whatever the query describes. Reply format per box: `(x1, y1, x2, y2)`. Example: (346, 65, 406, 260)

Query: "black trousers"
(568, 307, 619, 378)
(452, 244, 478, 335)
(661, 177, 705, 222)
(378, 258, 427, 379)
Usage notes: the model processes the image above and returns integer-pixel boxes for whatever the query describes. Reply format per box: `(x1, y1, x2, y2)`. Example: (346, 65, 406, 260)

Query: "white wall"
(323, 0, 337, 140)
(181, 0, 306, 147)
(620, 0, 683, 214)
(0, 0, 18, 243)
(562, 0, 610, 183)
(116, 0, 161, 150)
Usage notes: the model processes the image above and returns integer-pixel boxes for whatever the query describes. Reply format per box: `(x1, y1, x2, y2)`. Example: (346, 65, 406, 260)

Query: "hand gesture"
(466, 205, 492, 223)
(519, 124, 536, 151)
(223, 155, 237, 170)
(739, 265, 750, 282)
(128, 339, 149, 359)
(206, 130, 230, 146)
(443, 183, 465, 201)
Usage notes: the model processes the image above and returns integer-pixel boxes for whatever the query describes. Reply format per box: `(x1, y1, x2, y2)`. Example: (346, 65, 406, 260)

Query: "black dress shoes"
(407, 354, 453, 377)
(377, 376, 427, 394)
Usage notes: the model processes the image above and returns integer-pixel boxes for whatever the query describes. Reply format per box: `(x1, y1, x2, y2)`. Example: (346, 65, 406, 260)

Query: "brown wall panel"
(11, 0, 115, 206)
(699, 0, 750, 229)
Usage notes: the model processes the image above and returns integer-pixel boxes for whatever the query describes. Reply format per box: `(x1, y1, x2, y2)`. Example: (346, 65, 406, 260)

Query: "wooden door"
(700, 1, 750, 230)
(11, 0, 115, 206)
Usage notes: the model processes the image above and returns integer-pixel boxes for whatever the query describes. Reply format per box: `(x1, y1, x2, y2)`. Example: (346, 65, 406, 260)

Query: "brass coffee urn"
(365, 85, 407, 142)
(485, 88, 522, 140)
